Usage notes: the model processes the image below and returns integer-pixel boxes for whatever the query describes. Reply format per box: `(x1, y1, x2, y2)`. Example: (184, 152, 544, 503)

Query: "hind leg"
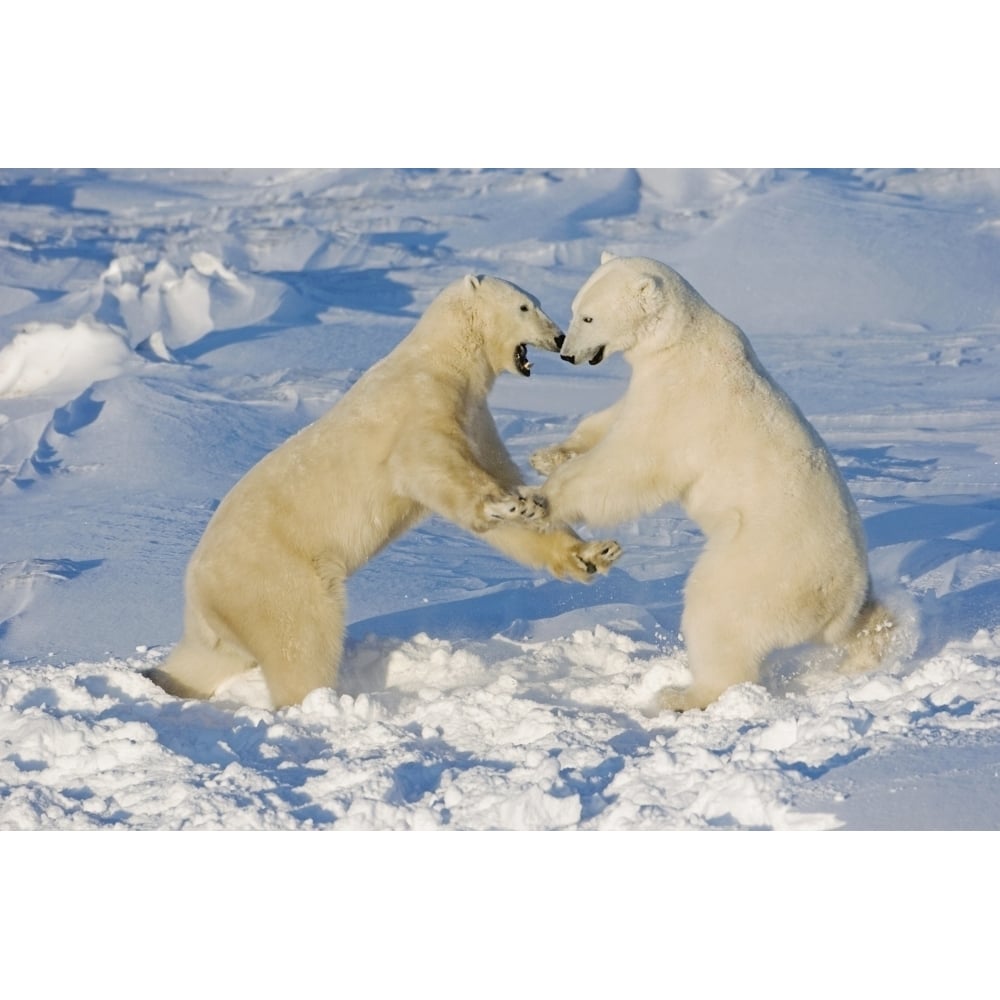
(662, 599, 767, 711)
(661, 546, 773, 711)
(836, 596, 897, 675)
(236, 570, 347, 709)
(146, 633, 255, 701)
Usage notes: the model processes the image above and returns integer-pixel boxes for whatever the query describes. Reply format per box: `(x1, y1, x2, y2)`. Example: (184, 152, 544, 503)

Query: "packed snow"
(2, 168, 1000, 835)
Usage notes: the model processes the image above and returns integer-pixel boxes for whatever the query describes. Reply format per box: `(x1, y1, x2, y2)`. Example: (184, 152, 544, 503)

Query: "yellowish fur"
(535, 253, 894, 710)
(150, 275, 620, 708)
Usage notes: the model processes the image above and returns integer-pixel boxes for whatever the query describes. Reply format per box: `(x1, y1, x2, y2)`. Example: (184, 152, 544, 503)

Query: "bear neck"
(416, 326, 498, 396)
(463, 309, 505, 388)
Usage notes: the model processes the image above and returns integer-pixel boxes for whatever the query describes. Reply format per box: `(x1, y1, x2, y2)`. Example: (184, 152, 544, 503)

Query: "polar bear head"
(455, 274, 565, 378)
(560, 251, 703, 366)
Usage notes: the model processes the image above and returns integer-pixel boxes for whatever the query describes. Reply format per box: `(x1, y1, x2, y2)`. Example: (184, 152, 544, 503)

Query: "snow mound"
(101, 251, 286, 351)
(0, 318, 134, 398)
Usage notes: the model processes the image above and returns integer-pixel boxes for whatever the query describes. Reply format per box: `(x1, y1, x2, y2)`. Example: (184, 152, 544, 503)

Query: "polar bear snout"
(515, 328, 566, 376)
(529, 326, 564, 353)
(559, 317, 607, 366)
(560, 344, 606, 366)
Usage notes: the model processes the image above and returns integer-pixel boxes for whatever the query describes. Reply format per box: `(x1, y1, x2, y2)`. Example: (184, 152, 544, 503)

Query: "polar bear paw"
(573, 539, 622, 576)
(530, 445, 577, 476)
(659, 687, 711, 712)
(483, 490, 549, 525)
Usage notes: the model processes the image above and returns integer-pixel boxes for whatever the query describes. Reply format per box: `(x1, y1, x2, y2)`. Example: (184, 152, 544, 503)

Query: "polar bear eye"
(582, 316, 593, 323)
(520, 304, 529, 312)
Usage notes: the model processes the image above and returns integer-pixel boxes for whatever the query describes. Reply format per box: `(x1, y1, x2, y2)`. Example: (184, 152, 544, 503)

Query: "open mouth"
(514, 343, 532, 377)
(560, 344, 606, 366)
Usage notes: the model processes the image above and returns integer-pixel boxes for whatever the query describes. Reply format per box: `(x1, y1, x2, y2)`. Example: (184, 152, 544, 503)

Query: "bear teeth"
(515, 344, 531, 376)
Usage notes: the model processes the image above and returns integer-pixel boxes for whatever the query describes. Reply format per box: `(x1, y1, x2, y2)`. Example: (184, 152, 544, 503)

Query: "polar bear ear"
(637, 274, 664, 308)
(600, 250, 618, 265)
(464, 274, 481, 292)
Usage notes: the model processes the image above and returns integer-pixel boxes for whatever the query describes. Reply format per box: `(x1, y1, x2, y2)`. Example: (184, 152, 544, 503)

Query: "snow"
(3, 167, 1000, 837)
(2, 166, 999, 987)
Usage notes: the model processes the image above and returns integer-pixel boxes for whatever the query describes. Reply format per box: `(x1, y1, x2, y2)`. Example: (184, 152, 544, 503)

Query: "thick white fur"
(150, 275, 621, 708)
(533, 252, 894, 710)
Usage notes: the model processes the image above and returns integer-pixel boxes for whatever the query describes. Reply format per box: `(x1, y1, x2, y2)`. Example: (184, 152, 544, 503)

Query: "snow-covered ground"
(2, 168, 999, 839)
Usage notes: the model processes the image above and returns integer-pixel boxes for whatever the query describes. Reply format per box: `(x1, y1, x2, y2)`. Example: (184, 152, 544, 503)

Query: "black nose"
(560, 354, 576, 364)
(554, 333, 565, 351)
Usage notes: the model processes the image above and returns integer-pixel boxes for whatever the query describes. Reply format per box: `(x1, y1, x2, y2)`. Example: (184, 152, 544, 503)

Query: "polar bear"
(532, 252, 895, 711)
(148, 274, 621, 708)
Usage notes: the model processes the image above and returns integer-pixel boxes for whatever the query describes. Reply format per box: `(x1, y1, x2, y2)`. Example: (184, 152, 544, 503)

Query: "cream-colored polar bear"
(149, 275, 621, 708)
(532, 252, 894, 710)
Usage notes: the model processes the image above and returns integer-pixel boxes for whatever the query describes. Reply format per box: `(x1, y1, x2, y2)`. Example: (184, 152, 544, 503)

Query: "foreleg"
(485, 521, 621, 583)
(542, 437, 675, 529)
(530, 400, 624, 475)
(466, 402, 524, 490)
(390, 431, 549, 534)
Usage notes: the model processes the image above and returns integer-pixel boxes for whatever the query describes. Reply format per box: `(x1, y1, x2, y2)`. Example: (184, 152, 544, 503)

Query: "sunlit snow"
(2, 168, 1000, 831)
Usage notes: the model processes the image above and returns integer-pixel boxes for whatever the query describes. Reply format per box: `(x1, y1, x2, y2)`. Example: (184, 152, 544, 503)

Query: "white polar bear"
(149, 274, 621, 708)
(532, 252, 895, 711)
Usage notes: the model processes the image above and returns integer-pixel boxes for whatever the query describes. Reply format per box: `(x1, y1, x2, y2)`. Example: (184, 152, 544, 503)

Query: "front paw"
(483, 490, 549, 525)
(530, 445, 576, 476)
(572, 539, 622, 577)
